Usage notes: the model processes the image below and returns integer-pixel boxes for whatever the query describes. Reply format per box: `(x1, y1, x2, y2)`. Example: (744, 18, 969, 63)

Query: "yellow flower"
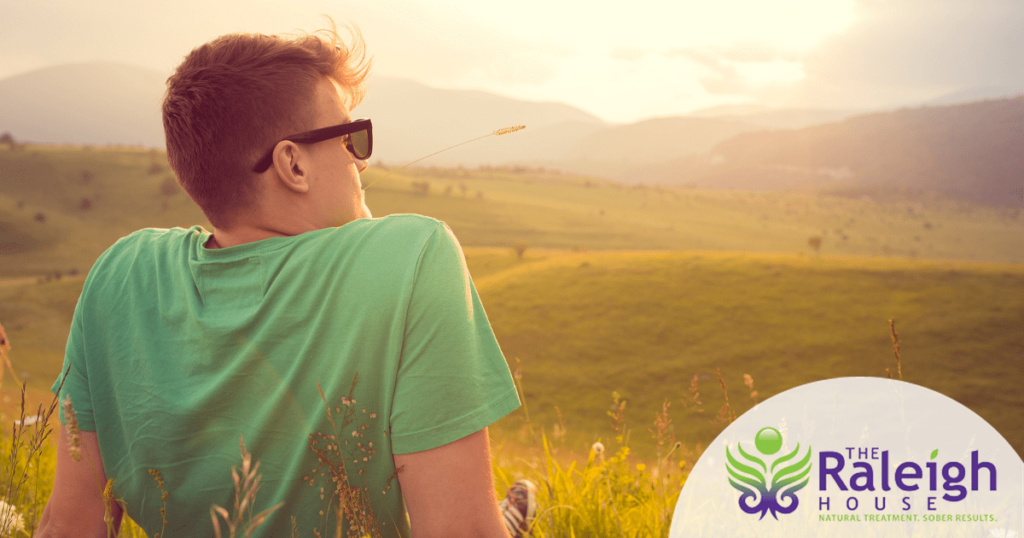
(636, 463, 646, 472)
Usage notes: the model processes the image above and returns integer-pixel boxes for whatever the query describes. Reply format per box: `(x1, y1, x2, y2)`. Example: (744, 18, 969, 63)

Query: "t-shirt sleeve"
(52, 292, 96, 432)
(388, 222, 520, 454)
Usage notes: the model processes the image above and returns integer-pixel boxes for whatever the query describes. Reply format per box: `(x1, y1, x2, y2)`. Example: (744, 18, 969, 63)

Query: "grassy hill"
(666, 97, 1024, 208)
(3, 145, 1022, 280)
(471, 250, 1024, 458)
(3, 249, 1022, 460)
(360, 166, 1024, 263)
(1, 145, 1022, 460)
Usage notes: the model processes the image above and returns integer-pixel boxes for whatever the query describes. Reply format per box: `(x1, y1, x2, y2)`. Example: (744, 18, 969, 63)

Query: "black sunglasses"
(252, 118, 373, 173)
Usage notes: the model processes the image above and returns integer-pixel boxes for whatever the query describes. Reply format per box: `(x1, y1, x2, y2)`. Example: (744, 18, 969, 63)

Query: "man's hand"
(35, 426, 121, 538)
(393, 428, 510, 538)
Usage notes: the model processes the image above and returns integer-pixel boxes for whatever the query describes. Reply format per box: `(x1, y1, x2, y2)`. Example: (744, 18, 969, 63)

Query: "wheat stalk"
(361, 125, 526, 191)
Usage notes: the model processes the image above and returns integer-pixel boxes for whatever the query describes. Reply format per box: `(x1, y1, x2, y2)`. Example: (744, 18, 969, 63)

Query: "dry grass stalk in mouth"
(361, 124, 527, 191)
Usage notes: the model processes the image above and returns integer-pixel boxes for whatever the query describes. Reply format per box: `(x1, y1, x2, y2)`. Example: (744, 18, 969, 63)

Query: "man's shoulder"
(95, 226, 200, 263)
(108, 226, 201, 250)
(320, 214, 446, 251)
(364, 214, 444, 234)
(85, 227, 201, 283)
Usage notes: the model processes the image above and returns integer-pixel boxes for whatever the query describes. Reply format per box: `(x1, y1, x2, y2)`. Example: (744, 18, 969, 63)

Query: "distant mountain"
(0, 63, 764, 175)
(356, 77, 606, 165)
(923, 86, 1024, 106)
(4, 64, 1018, 208)
(0, 62, 168, 147)
(513, 116, 763, 181)
(688, 104, 862, 130)
(688, 104, 773, 117)
(664, 97, 1024, 208)
(418, 115, 763, 179)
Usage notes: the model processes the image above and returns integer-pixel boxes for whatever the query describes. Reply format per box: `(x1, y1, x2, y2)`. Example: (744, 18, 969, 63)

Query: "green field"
(470, 249, 1024, 458)
(1, 145, 1022, 461)
(3, 145, 1023, 279)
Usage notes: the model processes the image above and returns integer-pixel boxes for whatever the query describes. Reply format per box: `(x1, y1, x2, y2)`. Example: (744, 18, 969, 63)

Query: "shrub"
(807, 236, 822, 252)
(159, 177, 179, 197)
(411, 181, 430, 196)
(513, 242, 528, 259)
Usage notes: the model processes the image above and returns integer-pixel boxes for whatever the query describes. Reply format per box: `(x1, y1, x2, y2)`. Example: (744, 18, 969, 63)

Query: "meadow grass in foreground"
(1, 317, 770, 538)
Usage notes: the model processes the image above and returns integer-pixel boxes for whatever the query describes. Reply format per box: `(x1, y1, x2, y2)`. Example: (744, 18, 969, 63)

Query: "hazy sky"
(1, 0, 1021, 122)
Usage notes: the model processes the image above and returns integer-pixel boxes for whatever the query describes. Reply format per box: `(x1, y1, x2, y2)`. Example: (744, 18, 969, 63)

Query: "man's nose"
(357, 159, 368, 173)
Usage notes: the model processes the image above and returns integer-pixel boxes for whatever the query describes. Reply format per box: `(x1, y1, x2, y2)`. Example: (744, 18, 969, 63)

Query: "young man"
(37, 25, 534, 538)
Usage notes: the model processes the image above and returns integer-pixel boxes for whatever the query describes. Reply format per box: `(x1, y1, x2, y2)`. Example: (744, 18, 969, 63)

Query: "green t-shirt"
(52, 214, 520, 537)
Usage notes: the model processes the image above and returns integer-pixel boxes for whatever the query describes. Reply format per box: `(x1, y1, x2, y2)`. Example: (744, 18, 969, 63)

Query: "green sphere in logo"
(754, 427, 783, 455)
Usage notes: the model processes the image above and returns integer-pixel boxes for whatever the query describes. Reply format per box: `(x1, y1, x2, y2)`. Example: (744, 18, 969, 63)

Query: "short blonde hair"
(162, 21, 371, 227)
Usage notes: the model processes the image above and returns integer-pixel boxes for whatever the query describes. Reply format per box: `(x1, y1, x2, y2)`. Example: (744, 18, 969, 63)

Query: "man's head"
(162, 23, 370, 229)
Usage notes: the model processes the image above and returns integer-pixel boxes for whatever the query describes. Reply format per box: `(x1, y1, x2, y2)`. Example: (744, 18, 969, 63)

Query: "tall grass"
(0, 322, 58, 536)
(0, 315, 909, 537)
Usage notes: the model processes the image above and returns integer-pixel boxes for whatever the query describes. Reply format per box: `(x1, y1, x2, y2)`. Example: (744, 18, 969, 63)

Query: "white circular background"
(669, 377, 1023, 538)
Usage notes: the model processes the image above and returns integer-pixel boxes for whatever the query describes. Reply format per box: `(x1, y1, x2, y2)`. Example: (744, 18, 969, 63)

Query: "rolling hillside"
(1, 147, 1022, 460)
(3, 248, 1022, 460)
(474, 250, 1024, 458)
(665, 97, 1024, 207)
(2, 145, 1023, 280)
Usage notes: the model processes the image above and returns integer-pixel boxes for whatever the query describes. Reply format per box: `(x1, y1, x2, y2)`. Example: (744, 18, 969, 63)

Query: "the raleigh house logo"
(725, 427, 814, 520)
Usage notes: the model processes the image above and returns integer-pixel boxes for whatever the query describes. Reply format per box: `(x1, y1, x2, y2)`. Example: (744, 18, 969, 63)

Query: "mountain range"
(1, 63, 1020, 207)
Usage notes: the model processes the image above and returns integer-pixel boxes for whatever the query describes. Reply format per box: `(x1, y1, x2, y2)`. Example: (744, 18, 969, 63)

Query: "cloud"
(0, 0, 561, 88)
(667, 45, 801, 94)
(660, 0, 1024, 107)
(789, 0, 1024, 105)
(610, 47, 646, 62)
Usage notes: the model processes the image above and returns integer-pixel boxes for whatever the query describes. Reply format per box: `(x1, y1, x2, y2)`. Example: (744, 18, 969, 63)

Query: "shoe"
(498, 479, 537, 537)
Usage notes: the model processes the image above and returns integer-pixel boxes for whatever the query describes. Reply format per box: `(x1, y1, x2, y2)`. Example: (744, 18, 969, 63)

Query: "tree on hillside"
(160, 177, 180, 197)
(808, 236, 822, 253)
(0, 132, 15, 146)
(411, 181, 430, 196)
(512, 242, 528, 259)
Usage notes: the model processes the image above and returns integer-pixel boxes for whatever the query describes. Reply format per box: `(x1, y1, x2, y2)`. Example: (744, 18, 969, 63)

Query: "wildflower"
(63, 397, 82, 461)
(0, 499, 25, 535)
(592, 441, 605, 455)
(636, 463, 646, 472)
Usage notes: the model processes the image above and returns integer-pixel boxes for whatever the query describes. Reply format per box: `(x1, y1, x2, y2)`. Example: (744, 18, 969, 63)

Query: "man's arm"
(35, 426, 122, 538)
(393, 428, 510, 538)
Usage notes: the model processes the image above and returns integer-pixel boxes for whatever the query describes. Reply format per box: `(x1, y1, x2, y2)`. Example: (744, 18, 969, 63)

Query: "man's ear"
(271, 141, 310, 194)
